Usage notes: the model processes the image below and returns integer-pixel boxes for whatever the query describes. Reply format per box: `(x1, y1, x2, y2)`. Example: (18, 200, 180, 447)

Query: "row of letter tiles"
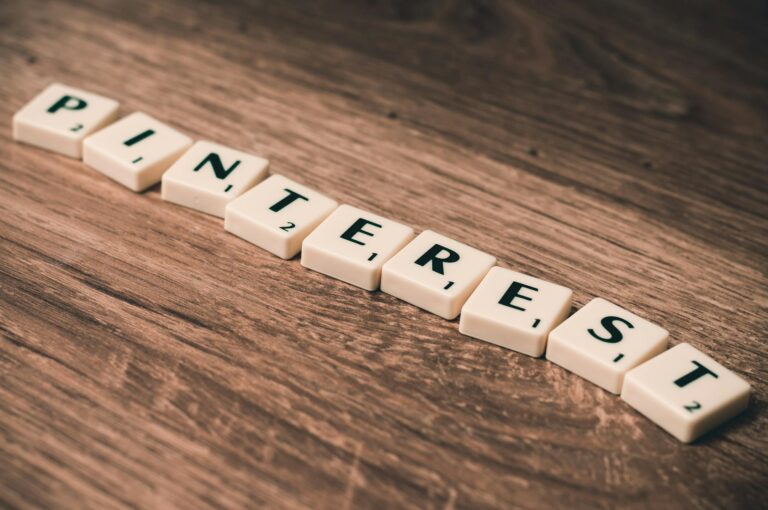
(11, 83, 752, 443)
(12, 83, 194, 192)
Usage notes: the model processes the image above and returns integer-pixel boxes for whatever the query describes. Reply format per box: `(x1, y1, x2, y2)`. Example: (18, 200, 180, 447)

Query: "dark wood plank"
(1, 0, 766, 508)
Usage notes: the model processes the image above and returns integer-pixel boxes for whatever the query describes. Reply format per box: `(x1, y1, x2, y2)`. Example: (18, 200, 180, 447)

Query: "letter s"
(587, 316, 634, 343)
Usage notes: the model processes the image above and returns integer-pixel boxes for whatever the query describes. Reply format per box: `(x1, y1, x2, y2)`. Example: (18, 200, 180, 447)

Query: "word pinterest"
(12, 83, 751, 443)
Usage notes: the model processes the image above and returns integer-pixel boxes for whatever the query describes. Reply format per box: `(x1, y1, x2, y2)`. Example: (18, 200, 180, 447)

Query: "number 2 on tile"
(280, 221, 296, 232)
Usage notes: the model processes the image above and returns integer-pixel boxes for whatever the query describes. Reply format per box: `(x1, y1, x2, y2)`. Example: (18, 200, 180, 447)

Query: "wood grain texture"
(1, 0, 767, 508)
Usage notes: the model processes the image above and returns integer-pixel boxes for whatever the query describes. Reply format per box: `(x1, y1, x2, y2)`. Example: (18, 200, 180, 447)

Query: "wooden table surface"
(1, 1, 766, 508)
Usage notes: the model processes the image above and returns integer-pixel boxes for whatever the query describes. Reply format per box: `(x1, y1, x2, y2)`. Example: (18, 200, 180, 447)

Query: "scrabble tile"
(381, 230, 496, 320)
(225, 174, 338, 259)
(301, 205, 414, 290)
(162, 141, 269, 217)
(622, 343, 750, 443)
(459, 267, 572, 356)
(83, 112, 192, 192)
(13, 83, 119, 158)
(546, 297, 668, 393)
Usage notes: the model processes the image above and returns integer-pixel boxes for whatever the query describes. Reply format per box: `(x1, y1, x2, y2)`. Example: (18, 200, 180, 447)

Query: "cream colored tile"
(225, 174, 338, 259)
(301, 205, 414, 290)
(459, 267, 572, 356)
(622, 343, 750, 443)
(13, 83, 119, 158)
(162, 141, 269, 217)
(546, 297, 668, 393)
(381, 230, 495, 320)
(83, 112, 192, 192)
